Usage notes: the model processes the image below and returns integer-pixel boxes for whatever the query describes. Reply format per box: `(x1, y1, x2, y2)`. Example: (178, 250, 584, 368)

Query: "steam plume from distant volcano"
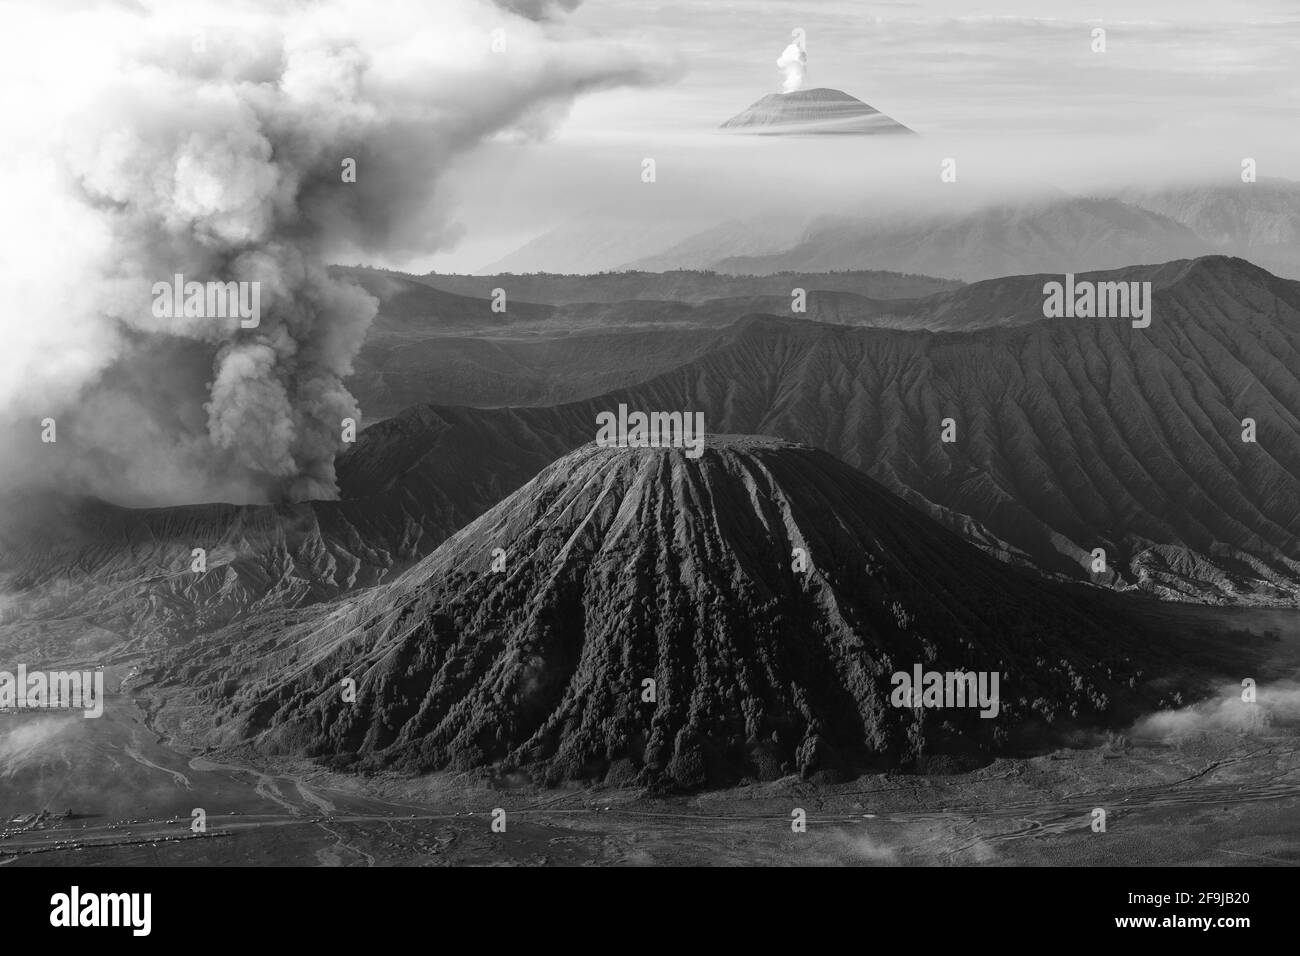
(777, 30, 807, 93)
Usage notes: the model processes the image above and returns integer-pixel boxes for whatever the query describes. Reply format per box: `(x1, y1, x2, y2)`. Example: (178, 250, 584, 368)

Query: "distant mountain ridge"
(483, 180, 1300, 281)
(714, 197, 1208, 279)
(336, 265, 962, 416)
(337, 257, 1300, 606)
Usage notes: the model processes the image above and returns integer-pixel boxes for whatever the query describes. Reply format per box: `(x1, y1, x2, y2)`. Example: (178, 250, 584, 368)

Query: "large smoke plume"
(0, 0, 672, 505)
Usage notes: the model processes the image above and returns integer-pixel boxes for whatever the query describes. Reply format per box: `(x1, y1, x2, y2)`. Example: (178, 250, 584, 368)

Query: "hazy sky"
(411, 1, 1300, 270)
(560, 0, 1300, 136)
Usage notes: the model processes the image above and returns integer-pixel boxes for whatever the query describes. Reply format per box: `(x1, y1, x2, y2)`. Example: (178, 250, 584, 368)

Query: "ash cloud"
(0, 0, 673, 506)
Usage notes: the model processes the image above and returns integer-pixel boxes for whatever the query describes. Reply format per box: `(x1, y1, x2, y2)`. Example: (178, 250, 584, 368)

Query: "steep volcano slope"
(720, 88, 915, 135)
(162, 439, 1230, 787)
(339, 257, 1300, 604)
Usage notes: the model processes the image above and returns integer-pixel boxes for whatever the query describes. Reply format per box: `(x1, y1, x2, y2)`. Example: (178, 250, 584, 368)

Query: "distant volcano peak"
(721, 87, 914, 135)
